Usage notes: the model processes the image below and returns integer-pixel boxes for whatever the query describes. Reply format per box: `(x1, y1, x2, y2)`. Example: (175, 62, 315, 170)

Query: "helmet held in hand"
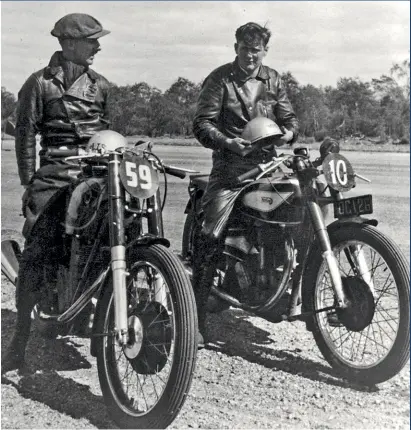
(241, 117, 284, 145)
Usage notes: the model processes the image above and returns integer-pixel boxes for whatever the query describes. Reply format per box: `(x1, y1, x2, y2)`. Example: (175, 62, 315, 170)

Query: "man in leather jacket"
(192, 22, 299, 347)
(2, 13, 111, 372)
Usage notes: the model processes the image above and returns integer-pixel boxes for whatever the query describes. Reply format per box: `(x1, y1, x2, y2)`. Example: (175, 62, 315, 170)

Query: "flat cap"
(51, 13, 110, 39)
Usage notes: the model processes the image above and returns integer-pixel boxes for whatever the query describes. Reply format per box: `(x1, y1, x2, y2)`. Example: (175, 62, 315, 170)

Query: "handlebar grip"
(236, 166, 261, 183)
(163, 165, 186, 179)
(45, 148, 79, 157)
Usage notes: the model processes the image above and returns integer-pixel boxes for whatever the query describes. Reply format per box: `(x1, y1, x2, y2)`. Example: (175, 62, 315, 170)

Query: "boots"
(2, 291, 36, 373)
(192, 232, 221, 349)
(2, 258, 39, 373)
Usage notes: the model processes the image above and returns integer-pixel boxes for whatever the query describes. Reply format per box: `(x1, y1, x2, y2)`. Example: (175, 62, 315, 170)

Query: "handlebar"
(45, 146, 196, 180)
(45, 148, 82, 157)
(236, 166, 262, 183)
(162, 165, 187, 179)
(235, 154, 293, 184)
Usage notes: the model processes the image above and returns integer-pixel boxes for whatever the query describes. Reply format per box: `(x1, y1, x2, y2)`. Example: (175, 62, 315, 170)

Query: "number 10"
(328, 159, 348, 186)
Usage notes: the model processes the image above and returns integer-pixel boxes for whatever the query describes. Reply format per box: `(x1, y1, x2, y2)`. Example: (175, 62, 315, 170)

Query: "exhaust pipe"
(1, 239, 21, 286)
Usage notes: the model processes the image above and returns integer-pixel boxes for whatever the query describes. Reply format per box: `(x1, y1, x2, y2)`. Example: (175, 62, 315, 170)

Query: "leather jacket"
(15, 51, 111, 185)
(193, 58, 299, 179)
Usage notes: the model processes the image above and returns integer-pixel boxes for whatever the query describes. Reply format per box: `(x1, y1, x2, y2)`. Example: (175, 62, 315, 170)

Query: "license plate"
(333, 194, 373, 218)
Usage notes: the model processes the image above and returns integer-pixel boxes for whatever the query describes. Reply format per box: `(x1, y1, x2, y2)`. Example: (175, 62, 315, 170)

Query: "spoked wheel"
(95, 244, 197, 429)
(305, 224, 410, 385)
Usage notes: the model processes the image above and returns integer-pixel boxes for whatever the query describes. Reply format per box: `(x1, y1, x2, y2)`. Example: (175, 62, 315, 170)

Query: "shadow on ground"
(204, 309, 378, 393)
(1, 308, 114, 428)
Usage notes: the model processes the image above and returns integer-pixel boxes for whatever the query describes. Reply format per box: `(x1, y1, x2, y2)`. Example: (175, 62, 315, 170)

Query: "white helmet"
(86, 130, 129, 153)
(241, 117, 284, 144)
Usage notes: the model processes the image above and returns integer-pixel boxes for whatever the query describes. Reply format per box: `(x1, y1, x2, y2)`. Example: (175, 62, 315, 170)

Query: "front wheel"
(95, 244, 198, 429)
(304, 224, 410, 385)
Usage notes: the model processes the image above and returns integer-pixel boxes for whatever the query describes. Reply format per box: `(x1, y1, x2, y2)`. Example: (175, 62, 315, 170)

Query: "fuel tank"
(239, 175, 304, 224)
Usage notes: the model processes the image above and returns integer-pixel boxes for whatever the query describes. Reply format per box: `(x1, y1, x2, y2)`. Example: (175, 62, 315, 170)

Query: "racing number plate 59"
(334, 194, 373, 218)
(119, 153, 159, 199)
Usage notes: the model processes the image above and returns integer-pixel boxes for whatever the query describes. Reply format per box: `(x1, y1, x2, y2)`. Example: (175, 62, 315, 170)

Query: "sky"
(1, 1, 410, 96)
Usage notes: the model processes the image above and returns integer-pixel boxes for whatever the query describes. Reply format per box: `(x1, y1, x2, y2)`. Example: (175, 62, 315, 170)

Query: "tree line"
(2, 59, 409, 144)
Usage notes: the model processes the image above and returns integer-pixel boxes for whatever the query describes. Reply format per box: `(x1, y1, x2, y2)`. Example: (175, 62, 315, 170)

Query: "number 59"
(125, 161, 152, 190)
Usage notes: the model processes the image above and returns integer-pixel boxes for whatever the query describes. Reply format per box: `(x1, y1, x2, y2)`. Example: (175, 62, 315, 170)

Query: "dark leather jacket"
(15, 51, 111, 185)
(193, 59, 299, 176)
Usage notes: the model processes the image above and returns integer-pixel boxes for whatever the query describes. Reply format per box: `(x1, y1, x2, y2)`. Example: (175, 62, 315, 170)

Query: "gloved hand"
(279, 127, 294, 144)
(224, 137, 253, 156)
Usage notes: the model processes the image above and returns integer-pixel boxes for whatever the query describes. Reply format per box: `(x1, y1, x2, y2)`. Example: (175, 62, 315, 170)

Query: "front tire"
(95, 244, 198, 429)
(304, 224, 410, 385)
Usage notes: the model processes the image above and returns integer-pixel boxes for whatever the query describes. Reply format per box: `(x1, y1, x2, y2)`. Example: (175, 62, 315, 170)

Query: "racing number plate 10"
(334, 194, 373, 218)
(119, 152, 159, 199)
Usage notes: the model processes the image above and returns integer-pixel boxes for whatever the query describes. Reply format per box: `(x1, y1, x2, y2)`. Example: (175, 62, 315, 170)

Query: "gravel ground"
(2, 147, 409, 428)
(1, 274, 409, 429)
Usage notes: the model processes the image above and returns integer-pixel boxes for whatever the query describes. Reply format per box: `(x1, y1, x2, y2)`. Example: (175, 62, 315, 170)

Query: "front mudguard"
(90, 234, 170, 357)
(326, 216, 378, 233)
(301, 215, 378, 315)
(306, 215, 378, 271)
(127, 234, 170, 250)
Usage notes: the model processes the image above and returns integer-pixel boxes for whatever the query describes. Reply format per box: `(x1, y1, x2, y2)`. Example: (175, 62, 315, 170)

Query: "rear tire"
(304, 224, 410, 385)
(95, 244, 198, 429)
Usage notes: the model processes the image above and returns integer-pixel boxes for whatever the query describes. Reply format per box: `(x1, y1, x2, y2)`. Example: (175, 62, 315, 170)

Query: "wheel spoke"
(360, 324, 372, 361)
(104, 260, 177, 415)
(371, 319, 396, 343)
(375, 304, 399, 333)
(315, 235, 405, 369)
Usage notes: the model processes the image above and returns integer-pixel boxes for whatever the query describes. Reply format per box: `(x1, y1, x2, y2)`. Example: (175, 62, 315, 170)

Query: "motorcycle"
(180, 138, 410, 385)
(1, 130, 198, 429)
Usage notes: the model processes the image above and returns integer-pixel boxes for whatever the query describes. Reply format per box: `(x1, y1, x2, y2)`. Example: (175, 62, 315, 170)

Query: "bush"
(396, 137, 409, 145)
(314, 130, 327, 142)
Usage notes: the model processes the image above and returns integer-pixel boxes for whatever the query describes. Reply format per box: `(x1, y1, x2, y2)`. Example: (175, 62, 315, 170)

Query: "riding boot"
(192, 232, 221, 348)
(2, 286, 37, 373)
(2, 257, 40, 373)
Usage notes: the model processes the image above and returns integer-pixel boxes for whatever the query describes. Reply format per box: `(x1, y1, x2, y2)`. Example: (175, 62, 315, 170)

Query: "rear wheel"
(305, 224, 410, 385)
(95, 244, 198, 429)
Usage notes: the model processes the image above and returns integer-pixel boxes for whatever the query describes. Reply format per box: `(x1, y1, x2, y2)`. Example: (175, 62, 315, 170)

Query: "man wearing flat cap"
(2, 13, 111, 372)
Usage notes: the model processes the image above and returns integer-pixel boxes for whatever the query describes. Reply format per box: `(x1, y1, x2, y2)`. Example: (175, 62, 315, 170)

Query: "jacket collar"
(45, 51, 99, 83)
(231, 57, 270, 83)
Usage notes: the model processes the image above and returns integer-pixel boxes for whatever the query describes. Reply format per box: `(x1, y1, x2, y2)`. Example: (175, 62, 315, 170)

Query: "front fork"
(146, 189, 168, 307)
(346, 244, 376, 295)
(307, 197, 348, 309)
(108, 153, 129, 345)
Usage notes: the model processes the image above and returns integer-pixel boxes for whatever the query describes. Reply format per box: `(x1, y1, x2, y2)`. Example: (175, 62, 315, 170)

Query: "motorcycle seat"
(189, 174, 209, 191)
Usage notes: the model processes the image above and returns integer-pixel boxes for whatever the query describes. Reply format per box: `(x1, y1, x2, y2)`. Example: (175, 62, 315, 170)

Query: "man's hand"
(280, 127, 294, 144)
(225, 137, 253, 156)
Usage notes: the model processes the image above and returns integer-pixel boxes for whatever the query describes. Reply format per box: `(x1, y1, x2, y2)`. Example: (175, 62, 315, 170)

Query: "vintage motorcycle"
(2, 130, 198, 429)
(180, 129, 410, 385)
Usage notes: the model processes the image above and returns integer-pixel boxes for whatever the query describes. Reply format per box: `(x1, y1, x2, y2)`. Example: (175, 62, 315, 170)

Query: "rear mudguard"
(90, 233, 170, 357)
